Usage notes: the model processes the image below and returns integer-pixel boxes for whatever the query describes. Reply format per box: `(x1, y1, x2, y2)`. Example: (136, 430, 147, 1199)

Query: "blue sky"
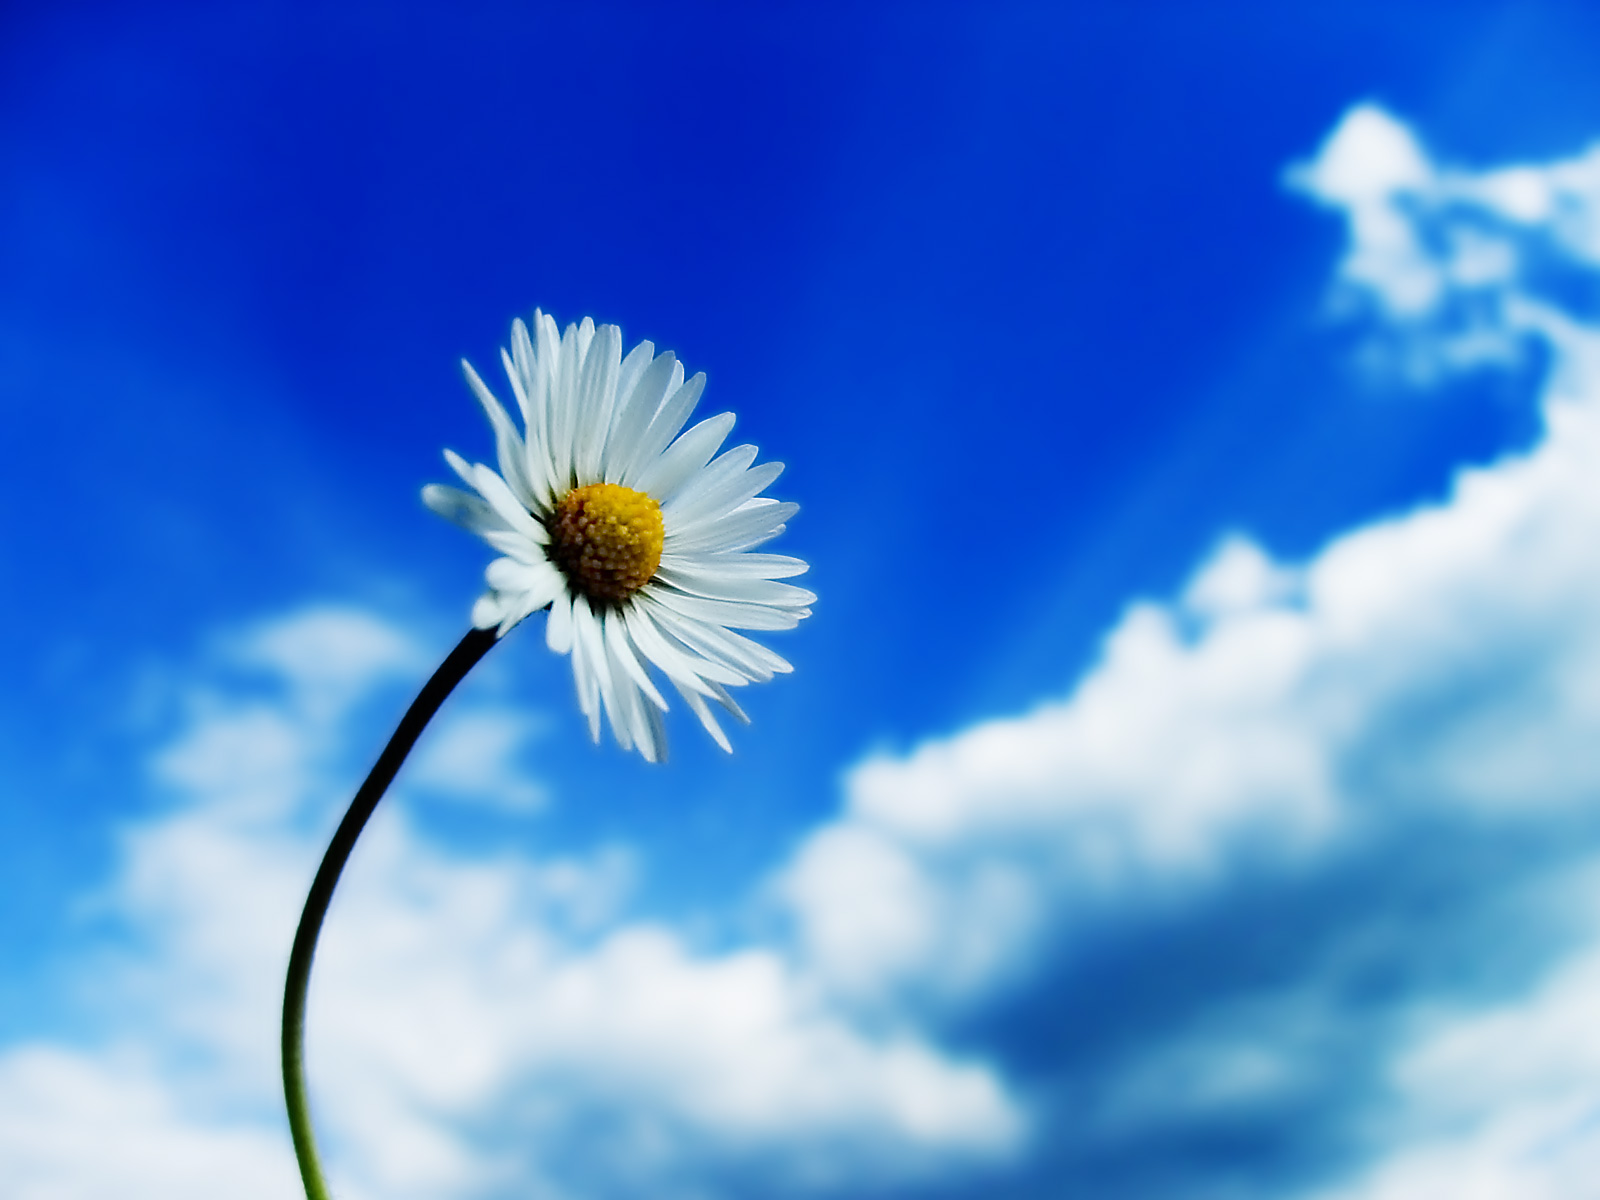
(8, 2, 1600, 1197)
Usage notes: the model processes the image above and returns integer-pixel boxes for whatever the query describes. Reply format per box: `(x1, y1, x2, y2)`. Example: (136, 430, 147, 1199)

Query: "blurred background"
(6, 1, 1600, 1196)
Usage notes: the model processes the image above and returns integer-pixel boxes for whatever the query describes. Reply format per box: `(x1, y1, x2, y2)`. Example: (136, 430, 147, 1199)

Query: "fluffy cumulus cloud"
(11, 104, 1600, 1199)
(779, 105, 1600, 1192)
(0, 608, 1020, 1200)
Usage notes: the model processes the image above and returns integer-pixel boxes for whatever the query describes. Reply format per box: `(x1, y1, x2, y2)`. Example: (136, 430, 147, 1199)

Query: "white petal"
(658, 551, 810, 580)
(604, 630, 660, 756)
(633, 412, 737, 502)
(637, 596, 792, 678)
(485, 556, 534, 592)
(651, 563, 817, 608)
(714, 627, 794, 676)
(604, 608, 669, 711)
(621, 371, 704, 487)
(664, 498, 799, 554)
(601, 340, 659, 484)
(622, 602, 745, 690)
(671, 679, 732, 753)
(506, 321, 539, 426)
(422, 483, 499, 534)
(516, 316, 560, 497)
(640, 697, 668, 762)
(501, 346, 555, 509)
(461, 359, 534, 505)
(478, 526, 548, 564)
(576, 323, 622, 483)
(650, 584, 804, 631)
(613, 647, 666, 762)
(603, 349, 677, 484)
(498, 581, 557, 637)
(549, 319, 581, 491)
(574, 596, 622, 747)
(444, 447, 477, 487)
(570, 596, 604, 743)
(468, 462, 549, 545)
(471, 591, 512, 631)
(707, 680, 752, 726)
(614, 674, 645, 754)
(443, 454, 546, 546)
(662, 444, 758, 514)
(637, 597, 766, 681)
(546, 590, 575, 655)
(614, 338, 655, 421)
(486, 556, 563, 604)
(534, 312, 562, 430)
(665, 455, 785, 533)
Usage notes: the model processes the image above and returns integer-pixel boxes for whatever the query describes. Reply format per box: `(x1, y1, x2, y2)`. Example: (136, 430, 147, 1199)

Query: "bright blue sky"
(8, 2, 1600, 1197)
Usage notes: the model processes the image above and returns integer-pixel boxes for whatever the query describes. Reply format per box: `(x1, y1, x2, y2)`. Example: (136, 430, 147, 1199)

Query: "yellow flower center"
(548, 483, 664, 603)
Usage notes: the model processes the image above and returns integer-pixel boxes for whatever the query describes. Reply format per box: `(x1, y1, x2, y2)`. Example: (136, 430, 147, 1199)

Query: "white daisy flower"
(423, 311, 814, 762)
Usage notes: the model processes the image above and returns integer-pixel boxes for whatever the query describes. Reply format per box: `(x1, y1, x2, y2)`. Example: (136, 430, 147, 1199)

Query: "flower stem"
(282, 626, 499, 1200)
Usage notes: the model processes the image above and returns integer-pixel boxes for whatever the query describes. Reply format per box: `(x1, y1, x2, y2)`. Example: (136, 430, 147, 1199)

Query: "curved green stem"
(282, 626, 499, 1200)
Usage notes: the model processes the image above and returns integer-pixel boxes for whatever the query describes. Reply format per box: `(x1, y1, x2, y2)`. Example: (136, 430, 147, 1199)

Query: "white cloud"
(2, 605, 1023, 1200)
(0, 1046, 298, 1200)
(233, 605, 428, 722)
(781, 100, 1600, 1000)
(407, 705, 549, 813)
(774, 103, 1600, 1185)
(1288, 105, 1446, 317)
(1286, 102, 1600, 386)
(1276, 115, 1600, 1195)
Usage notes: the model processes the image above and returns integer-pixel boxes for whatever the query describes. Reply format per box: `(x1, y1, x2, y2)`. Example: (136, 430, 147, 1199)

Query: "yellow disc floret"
(548, 483, 665, 603)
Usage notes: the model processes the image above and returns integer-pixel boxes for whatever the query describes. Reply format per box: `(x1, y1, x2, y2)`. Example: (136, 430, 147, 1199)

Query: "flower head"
(424, 311, 813, 761)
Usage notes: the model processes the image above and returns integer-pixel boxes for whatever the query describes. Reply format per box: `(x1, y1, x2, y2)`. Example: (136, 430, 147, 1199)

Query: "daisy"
(422, 311, 814, 762)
